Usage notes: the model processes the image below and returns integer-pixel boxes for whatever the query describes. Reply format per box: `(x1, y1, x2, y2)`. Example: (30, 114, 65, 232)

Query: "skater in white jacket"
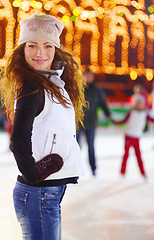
(111, 95, 154, 178)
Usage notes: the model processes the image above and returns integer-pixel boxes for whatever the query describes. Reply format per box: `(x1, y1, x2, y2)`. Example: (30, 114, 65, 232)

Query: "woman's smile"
(32, 58, 48, 64)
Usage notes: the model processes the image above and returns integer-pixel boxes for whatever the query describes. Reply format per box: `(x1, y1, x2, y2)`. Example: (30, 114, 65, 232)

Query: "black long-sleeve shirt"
(10, 82, 78, 186)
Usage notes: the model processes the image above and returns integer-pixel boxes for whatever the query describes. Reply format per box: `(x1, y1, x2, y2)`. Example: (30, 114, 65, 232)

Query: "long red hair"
(0, 44, 86, 128)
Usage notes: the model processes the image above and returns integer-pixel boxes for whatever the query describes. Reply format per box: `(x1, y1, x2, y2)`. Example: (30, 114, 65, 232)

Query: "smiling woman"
(24, 40, 56, 71)
(0, 13, 86, 240)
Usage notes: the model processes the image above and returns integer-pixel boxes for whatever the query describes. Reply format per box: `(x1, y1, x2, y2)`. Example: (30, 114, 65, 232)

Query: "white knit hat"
(18, 14, 64, 48)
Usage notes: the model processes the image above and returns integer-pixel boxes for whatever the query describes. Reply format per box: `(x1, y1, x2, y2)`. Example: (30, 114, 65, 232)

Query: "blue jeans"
(13, 181, 67, 240)
(77, 127, 96, 175)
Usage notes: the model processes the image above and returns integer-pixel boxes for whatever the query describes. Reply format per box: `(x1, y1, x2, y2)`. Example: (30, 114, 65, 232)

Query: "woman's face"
(24, 40, 55, 71)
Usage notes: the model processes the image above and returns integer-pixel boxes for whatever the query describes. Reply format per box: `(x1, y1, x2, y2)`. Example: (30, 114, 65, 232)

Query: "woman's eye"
(28, 45, 36, 48)
(46, 45, 52, 48)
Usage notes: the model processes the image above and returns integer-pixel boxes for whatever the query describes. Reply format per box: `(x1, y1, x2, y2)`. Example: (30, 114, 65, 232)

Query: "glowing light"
(92, 11, 98, 18)
(13, 0, 21, 8)
(44, 1, 54, 11)
(141, 5, 145, 11)
(73, 9, 80, 17)
(138, 54, 144, 62)
(110, 0, 116, 8)
(104, 0, 110, 8)
(98, 13, 104, 19)
(71, 15, 78, 22)
(136, 3, 141, 10)
(35, 2, 42, 9)
(150, 14, 154, 21)
(118, 12, 124, 16)
(81, 11, 89, 19)
(146, 69, 153, 81)
(148, 7, 154, 14)
(110, 47, 115, 55)
(22, 1, 29, 7)
(21, 1, 29, 11)
(62, 15, 69, 23)
(108, 62, 116, 70)
(138, 63, 144, 69)
(131, 1, 137, 8)
(139, 15, 145, 21)
(31, 1, 37, 8)
(121, 60, 128, 68)
(0, 0, 153, 79)
(98, 7, 104, 14)
(130, 69, 138, 80)
(133, 15, 138, 21)
(22, 6, 29, 11)
(59, 6, 66, 14)
(44, 3, 51, 11)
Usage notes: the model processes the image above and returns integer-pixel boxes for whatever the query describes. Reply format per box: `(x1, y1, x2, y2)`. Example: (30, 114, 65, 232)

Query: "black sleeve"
(97, 88, 110, 117)
(10, 82, 45, 183)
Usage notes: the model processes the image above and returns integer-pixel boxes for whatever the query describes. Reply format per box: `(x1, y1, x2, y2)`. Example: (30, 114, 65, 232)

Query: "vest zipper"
(50, 133, 56, 154)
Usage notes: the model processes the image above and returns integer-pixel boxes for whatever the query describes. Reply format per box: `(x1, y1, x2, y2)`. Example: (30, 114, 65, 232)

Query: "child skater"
(111, 95, 154, 178)
(0, 14, 86, 240)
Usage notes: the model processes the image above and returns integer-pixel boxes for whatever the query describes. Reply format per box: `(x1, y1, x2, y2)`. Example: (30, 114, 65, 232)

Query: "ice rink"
(0, 127, 154, 240)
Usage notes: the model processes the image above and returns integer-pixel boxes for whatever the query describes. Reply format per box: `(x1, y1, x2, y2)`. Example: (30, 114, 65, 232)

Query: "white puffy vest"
(32, 74, 84, 180)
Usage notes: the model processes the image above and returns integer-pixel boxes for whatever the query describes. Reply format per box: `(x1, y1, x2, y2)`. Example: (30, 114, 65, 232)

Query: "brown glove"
(35, 153, 63, 183)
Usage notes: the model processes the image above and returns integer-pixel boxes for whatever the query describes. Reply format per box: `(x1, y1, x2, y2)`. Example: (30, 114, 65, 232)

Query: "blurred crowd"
(76, 69, 154, 178)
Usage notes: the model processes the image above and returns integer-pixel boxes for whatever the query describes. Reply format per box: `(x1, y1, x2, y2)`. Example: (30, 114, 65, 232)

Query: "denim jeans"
(13, 181, 67, 240)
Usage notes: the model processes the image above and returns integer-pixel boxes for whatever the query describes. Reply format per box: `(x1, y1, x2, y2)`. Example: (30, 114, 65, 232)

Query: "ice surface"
(0, 127, 154, 240)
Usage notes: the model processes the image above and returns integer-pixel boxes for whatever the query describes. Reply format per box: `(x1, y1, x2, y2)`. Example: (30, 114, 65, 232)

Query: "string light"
(35, 2, 42, 9)
(1, 0, 154, 79)
(30, 1, 37, 8)
(148, 7, 154, 14)
(0, 0, 15, 67)
(73, 9, 80, 17)
(59, 6, 66, 14)
(146, 69, 153, 81)
(62, 15, 69, 23)
(44, 1, 54, 11)
(21, 1, 29, 11)
(130, 69, 138, 80)
(13, 0, 21, 7)
(71, 15, 78, 22)
(81, 11, 89, 20)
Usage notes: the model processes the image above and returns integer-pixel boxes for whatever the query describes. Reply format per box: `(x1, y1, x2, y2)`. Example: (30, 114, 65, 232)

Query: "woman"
(0, 14, 86, 240)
